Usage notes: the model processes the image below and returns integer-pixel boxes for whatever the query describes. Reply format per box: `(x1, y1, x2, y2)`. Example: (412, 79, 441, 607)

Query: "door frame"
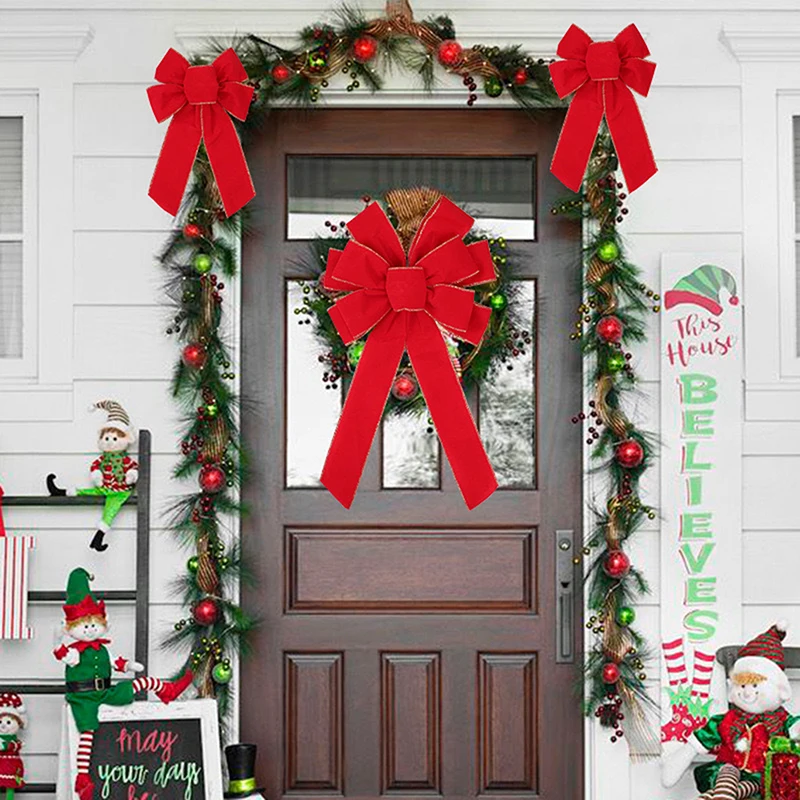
(237, 100, 589, 799)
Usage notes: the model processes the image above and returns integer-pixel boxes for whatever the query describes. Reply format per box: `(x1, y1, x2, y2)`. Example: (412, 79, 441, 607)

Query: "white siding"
(0, 2, 797, 798)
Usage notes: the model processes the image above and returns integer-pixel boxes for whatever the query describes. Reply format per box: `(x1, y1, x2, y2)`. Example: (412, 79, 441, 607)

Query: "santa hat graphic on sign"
(732, 622, 790, 699)
(0, 692, 26, 727)
(664, 264, 739, 316)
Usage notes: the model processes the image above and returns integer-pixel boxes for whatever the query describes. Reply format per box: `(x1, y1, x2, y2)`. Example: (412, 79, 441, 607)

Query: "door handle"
(555, 530, 575, 664)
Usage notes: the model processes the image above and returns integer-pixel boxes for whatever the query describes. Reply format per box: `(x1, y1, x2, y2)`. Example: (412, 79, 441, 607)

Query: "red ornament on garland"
(192, 598, 220, 627)
(615, 439, 645, 469)
(353, 35, 378, 63)
(391, 373, 419, 401)
(437, 39, 463, 68)
(596, 315, 624, 343)
(182, 343, 207, 370)
(603, 549, 631, 580)
(183, 223, 202, 239)
(602, 662, 621, 684)
(513, 67, 529, 86)
(199, 464, 226, 494)
(271, 62, 293, 84)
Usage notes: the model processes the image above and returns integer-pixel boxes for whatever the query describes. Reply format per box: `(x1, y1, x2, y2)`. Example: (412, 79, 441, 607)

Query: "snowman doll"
(662, 622, 800, 799)
(0, 693, 25, 799)
(47, 400, 139, 552)
(54, 568, 193, 800)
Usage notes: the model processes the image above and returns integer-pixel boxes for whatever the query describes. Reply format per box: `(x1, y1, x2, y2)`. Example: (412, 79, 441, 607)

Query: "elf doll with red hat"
(54, 568, 193, 800)
(662, 622, 800, 799)
(0, 693, 25, 798)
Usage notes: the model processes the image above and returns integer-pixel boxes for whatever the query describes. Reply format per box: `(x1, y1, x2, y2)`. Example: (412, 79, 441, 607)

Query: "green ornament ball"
(212, 661, 233, 684)
(489, 293, 508, 311)
(187, 556, 199, 574)
(484, 76, 504, 98)
(205, 403, 219, 419)
(308, 51, 327, 71)
(607, 352, 626, 373)
(616, 606, 636, 626)
(194, 253, 213, 274)
(347, 340, 366, 366)
(597, 240, 620, 264)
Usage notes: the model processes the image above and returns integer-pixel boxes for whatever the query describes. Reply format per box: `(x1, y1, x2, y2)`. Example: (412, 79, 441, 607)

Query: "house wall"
(0, 1, 798, 798)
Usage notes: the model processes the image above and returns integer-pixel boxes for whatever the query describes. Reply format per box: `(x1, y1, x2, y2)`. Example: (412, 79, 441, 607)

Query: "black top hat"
(224, 744, 266, 798)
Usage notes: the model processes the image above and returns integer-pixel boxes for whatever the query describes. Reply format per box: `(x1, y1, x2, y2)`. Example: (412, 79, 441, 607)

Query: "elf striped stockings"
(76, 732, 93, 775)
(132, 676, 165, 694)
(698, 765, 759, 800)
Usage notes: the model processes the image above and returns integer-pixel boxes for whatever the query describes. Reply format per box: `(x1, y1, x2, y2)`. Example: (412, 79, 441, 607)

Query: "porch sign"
(659, 253, 743, 746)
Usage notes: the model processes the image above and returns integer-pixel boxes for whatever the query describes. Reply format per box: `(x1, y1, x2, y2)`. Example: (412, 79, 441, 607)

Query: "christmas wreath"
(294, 187, 530, 417)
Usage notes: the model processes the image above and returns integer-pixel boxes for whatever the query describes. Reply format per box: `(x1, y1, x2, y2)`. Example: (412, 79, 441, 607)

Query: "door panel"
(242, 108, 582, 800)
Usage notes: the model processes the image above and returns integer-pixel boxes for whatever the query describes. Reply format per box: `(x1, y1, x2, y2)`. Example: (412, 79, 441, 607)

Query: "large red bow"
(549, 24, 656, 192)
(147, 48, 255, 217)
(321, 198, 498, 510)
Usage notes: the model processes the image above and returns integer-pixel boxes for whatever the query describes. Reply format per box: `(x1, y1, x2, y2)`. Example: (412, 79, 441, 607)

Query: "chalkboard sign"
(57, 700, 223, 800)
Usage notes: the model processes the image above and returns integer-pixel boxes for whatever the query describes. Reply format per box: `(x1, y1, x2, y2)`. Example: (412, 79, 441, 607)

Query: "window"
(0, 96, 37, 379)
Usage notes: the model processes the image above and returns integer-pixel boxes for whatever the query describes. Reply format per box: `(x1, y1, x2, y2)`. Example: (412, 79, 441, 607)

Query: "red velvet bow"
(549, 24, 656, 192)
(321, 198, 499, 510)
(69, 639, 111, 653)
(147, 48, 255, 217)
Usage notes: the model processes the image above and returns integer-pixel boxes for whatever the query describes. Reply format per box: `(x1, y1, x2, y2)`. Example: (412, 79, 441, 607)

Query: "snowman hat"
(90, 399, 135, 439)
(0, 693, 26, 728)
(664, 264, 739, 316)
(732, 621, 790, 692)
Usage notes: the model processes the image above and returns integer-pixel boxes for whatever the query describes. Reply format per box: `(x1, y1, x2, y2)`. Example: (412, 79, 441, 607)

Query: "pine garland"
(162, 1, 658, 751)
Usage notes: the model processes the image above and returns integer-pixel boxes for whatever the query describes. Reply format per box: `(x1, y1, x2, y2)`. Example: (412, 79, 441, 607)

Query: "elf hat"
(664, 264, 739, 316)
(90, 399, 135, 439)
(63, 567, 106, 623)
(0, 693, 26, 728)
(732, 622, 790, 692)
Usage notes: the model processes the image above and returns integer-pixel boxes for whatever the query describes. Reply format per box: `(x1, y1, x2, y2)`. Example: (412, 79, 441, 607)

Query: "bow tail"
(204, 106, 256, 217)
(550, 83, 604, 193)
(320, 325, 406, 508)
(407, 316, 497, 509)
(605, 84, 657, 193)
(148, 109, 202, 216)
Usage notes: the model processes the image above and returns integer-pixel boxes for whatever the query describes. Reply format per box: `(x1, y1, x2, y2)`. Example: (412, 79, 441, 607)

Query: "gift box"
(763, 737, 800, 800)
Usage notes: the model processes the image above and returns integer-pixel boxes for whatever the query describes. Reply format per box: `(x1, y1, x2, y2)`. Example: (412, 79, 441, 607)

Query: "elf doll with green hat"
(662, 622, 800, 800)
(54, 568, 193, 800)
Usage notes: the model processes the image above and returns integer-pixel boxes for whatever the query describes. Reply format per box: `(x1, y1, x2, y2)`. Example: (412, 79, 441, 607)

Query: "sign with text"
(57, 699, 223, 800)
(659, 253, 743, 746)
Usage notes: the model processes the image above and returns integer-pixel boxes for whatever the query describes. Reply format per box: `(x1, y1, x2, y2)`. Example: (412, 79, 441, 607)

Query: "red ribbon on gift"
(147, 48, 255, 217)
(549, 24, 656, 193)
(320, 198, 499, 510)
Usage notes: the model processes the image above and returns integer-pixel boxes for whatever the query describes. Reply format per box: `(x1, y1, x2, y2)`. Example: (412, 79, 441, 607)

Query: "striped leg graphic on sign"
(0, 487, 35, 640)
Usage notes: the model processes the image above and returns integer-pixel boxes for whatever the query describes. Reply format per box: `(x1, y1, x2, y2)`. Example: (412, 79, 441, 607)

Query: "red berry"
(183, 223, 202, 239)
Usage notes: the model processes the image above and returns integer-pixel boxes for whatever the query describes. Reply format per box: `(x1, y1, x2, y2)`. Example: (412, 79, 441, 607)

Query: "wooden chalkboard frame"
(57, 699, 223, 800)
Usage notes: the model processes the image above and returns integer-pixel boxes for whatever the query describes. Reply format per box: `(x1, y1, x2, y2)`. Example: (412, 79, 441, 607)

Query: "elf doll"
(54, 568, 193, 800)
(662, 622, 800, 800)
(0, 693, 25, 799)
(47, 400, 139, 552)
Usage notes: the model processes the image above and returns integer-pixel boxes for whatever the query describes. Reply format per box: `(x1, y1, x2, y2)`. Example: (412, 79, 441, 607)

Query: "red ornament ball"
(271, 62, 293, 84)
(183, 223, 202, 239)
(513, 67, 529, 86)
(602, 662, 621, 684)
(615, 439, 645, 469)
(199, 464, 226, 494)
(437, 39, 463, 67)
(391, 373, 418, 401)
(603, 549, 631, 580)
(353, 35, 378, 63)
(192, 598, 220, 627)
(182, 343, 206, 370)
(596, 315, 624, 343)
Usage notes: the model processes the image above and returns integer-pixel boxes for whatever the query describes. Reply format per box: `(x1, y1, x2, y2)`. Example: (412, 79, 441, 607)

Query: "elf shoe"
(156, 669, 194, 704)
(75, 773, 95, 800)
(89, 530, 108, 552)
(46, 473, 66, 496)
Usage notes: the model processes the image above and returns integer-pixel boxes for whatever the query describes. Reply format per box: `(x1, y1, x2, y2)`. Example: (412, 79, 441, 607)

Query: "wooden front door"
(242, 108, 583, 800)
